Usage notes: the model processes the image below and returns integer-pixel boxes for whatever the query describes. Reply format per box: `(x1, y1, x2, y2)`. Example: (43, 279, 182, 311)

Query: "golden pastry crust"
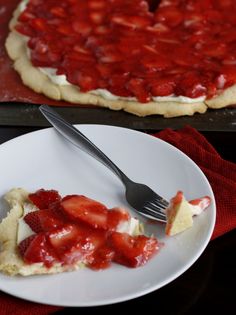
(0, 188, 81, 276)
(5, 4, 209, 118)
(205, 84, 236, 109)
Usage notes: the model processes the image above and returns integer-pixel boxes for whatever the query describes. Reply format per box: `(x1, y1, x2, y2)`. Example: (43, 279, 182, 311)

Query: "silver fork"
(39, 105, 168, 222)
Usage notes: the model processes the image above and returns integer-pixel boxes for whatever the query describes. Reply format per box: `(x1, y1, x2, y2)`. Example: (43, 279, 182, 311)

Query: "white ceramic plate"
(0, 125, 215, 306)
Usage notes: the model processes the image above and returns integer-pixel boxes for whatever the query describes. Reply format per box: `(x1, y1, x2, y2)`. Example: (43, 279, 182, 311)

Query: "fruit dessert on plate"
(0, 188, 158, 276)
(5, 0, 236, 117)
(165, 191, 211, 236)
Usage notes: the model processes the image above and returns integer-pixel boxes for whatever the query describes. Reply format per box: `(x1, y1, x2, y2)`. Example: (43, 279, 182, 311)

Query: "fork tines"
(142, 198, 168, 222)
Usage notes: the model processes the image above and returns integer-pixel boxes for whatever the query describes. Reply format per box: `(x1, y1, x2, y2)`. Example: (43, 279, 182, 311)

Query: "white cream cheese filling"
(18, 0, 206, 104)
(38, 66, 205, 103)
(17, 202, 37, 244)
(189, 204, 204, 216)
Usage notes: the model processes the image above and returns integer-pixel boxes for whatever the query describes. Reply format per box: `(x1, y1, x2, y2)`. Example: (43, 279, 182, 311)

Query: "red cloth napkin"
(0, 126, 235, 314)
(155, 125, 236, 240)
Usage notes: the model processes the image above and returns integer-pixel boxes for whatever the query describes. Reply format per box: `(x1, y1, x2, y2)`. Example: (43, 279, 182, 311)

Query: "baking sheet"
(0, 102, 235, 131)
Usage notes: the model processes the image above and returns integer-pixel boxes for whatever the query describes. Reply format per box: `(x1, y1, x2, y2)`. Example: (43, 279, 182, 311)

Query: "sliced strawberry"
(126, 78, 151, 103)
(141, 55, 172, 71)
(23, 233, 57, 267)
(73, 45, 91, 55)
(18, 11, 35, 22)
(67, 51, 94, 63)
(222, 56, 236, 65)
(77, 72, 99, 91)
(48, 224, 81, 253)
(149, 77, 175, 96)
(72, 21, 92, 36)
(88, 0, 106, 10)
(175, 72, 207, 98)
(94, 25, 110, 35)
(203, 43, 227, 58)
(28, 189, 61, 209)
(50, 6, 67, 18)
(174, 50, 201, 67)
(96, 63, 112, 77)
(57, 24, 73, 35)
(24, 209, 64, 233)
(24, 211, 43, 233)
(109, 86, 132, 97)
(107, 207, 130, 230)
(111, 15, 151, 30)
(108, 73, 130, 89)
(154, 8, 183, 27)
(88, 245, 115, 270)
(15, 23, 35, 37)
(99, 50, 123, 63)
(61, 195, 108, 229)
(146, 23, 170, 34)
(205, 9, 222, 23)
(189, 196, 211, 210)
(109, 232, 158, 268)
(206, 82, 217, 98)
(29, 18, 47, 32)
(118, 35, 147, 55)
(18, 235, 36, 257)
(47, 51, 62, 63)
(48, 224, 108, 265)
(61, 240, 94, 265)
(89, 11, 105, 24)
(34, 39, 48, 54)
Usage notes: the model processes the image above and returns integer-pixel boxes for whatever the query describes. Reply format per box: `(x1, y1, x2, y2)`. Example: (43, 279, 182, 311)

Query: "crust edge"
(0, 188, 80, 276)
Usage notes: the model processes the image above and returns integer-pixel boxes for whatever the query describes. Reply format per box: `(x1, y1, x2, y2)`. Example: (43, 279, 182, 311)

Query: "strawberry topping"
(18, 235, 36, 257)
(14, 0, 236, 102)
(18, 190, 158, 270)
(61, 195, 108, 229)
(28, 189, 61, 209)
(171, 191, 183, 206)
(109, 232, 158, 267)
(24, 209, 65, 233)
(189, 196, 211, 210)
(23, 233, 58, 267)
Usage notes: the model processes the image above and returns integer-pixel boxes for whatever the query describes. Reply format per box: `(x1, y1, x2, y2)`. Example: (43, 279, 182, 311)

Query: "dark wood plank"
(0, 102, 236, 131)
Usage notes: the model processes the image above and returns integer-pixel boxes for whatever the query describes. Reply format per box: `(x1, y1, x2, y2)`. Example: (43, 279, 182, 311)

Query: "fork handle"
(39, 105, 130, 184)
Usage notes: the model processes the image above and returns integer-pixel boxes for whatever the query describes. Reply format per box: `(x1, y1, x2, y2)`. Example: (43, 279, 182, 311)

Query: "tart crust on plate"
(0, 188, 81, 276)
(5, 1, 236, 117)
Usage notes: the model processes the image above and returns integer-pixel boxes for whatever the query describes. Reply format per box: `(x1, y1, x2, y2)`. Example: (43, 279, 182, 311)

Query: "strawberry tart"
(5, 0, 236, 117)
(0, 188, 158, 276)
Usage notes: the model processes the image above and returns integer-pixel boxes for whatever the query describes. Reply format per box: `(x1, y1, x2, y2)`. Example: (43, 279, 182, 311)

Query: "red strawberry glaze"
(109, 232, 158, 267)
(15, 0, 236, 102)
(18, 190, 158, 269)
(189, 196, 211, 210)
(171, 191, 183, 206)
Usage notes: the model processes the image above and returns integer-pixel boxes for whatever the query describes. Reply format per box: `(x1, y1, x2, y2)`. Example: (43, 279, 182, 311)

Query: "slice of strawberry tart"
(165, 191, 211, 236)
(0, 188, 158, 276)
